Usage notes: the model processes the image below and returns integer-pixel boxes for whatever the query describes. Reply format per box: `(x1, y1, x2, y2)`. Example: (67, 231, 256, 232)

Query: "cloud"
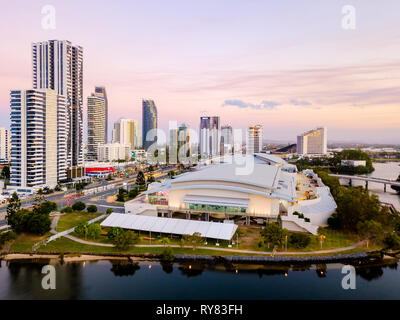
(222, 99, 281, 110)
(290, 99, 312, 106)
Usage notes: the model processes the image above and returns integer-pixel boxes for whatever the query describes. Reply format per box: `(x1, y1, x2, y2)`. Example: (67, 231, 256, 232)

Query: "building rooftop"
(172, 162, 281, 190)
(101, 213, 238, 240)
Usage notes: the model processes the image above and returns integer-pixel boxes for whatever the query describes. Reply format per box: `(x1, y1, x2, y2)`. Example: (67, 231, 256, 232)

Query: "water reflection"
(0, 259, 399, 299)
(178, 262, 205, 277)
(160, 261, 173, 274)
(355, 262, 397, 281)
(110, 261, 140, 277)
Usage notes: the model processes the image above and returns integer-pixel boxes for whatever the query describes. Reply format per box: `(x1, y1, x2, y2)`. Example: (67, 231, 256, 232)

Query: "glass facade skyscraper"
(142, 99, 158, 151)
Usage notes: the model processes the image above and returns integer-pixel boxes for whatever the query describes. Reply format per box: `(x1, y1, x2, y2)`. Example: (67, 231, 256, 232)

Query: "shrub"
(75, 222, 89, 237)
(298, 213, 304, 219)
(27, 213, 51, 235)
(383, 233, 400, 250)
(293, 211, 300, 216)
(289, 233, 311, 249)
(72, 201, 86, 211)
(36, 201, 58, 215)
(128, 188, 138, 199)
(304, 218, 310, 223)
(107, 227, 124, 241)
(161, 247, 174, 262)
(87, 223, 102, 239)
(87, 205, 98, 213)
(61, 206, 73, 213)
(113, 231, 139, 250)
(327, 213, 341, 230)
(261, 223, 285, 247)
(106, 208, 114, 214)
(7, 209, 50, 235)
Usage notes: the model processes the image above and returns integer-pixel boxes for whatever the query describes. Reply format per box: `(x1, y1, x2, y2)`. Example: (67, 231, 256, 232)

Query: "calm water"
(339, 162, 400, 211)
(0, 259, 399, 300)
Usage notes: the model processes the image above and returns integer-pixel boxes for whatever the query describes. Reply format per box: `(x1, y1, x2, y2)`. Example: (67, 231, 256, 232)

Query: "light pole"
(285, 235, 288, 251)
(320, 235, 326, 249)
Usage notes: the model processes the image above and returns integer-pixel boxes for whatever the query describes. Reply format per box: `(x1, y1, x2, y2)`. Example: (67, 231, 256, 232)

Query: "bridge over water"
(329, 174, 400, 192)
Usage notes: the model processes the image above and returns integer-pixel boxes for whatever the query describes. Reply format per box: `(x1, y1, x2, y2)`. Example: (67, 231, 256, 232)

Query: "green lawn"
(9, 232, 51, 252)
(57, 211, 102, 232)
(37, 237, 267, 256)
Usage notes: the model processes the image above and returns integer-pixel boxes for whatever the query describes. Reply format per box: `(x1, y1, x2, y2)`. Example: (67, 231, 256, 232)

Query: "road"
(0, 166, 173, 220)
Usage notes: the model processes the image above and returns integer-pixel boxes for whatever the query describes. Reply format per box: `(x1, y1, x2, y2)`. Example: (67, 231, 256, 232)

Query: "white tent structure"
(101, 213, 238, 241)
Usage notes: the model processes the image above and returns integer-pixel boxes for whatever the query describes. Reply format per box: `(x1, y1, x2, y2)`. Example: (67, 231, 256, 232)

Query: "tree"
(182, 232, 204, 250)
(87, 223, 101, 239)
(161, 237, 170, 246)
(117, 188, 127, 202)
(87, 205, 98, 213)
(136, 171, 145, 186)
(27, 213, 51, 235)
(6, 192, 21, 222)
(128, 188, 138, 199)
(107, 227, 124, 241)
(383, 233, 400, 250)
(147, 175, 155, 183)
(75, 222, 89, 239)
(336, 187, 382, 232)
(35, 201, 58, 215)
(261, 223, 285, 248)
(61, 206, 73, 213)
(7, 209, 31, 233)
(167, 170, 176, 179)
(113, 231, 139, 250)
(357, 220, 384, 247)
(289, 233, 311, 249)
(161, 247, 174, 262)
(1, 166, 10, 180)
(72, 201, 86, 211)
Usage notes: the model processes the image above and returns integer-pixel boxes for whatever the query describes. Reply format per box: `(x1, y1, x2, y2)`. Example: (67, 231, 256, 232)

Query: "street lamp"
(319, 235, 326, 249)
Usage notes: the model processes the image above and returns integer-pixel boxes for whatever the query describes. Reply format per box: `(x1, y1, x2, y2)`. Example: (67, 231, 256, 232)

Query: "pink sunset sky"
(0, 0, 400, 143)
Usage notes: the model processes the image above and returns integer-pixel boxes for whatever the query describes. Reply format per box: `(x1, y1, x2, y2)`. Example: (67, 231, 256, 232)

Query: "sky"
(0, 0, 399, 144)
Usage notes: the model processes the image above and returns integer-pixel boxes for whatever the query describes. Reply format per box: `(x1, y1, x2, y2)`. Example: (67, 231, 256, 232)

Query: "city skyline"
(1, 1, 400, 143)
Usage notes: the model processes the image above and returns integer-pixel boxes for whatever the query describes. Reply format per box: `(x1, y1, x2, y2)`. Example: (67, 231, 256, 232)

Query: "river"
(339, 162, 400, 211)
(0, 259, 399, 299)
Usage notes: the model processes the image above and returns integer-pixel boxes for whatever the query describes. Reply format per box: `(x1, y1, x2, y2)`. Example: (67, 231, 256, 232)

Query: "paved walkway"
(50, 214, 61, 234)
(62, 234, 365, 255)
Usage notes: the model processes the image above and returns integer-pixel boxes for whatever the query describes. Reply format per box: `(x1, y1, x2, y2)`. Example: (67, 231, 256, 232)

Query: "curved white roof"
(172, 163, 280, 190)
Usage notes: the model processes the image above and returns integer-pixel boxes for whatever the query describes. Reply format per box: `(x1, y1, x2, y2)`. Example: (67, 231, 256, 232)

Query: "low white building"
(121, 155, 336, 235)
(341, 160, 367, 167)
(97, 143, 131, 162)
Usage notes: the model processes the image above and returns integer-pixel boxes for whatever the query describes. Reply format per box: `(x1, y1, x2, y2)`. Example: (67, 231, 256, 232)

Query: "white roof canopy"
(101, 213, 238, 241)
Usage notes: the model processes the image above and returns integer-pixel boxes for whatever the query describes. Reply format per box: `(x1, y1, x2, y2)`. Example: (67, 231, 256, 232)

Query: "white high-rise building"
(246, 125, 263, 154)
(221, 125, 233, 155)
(32, 40, 83, 168)
(169, 123, 192, 164)
(199, 116, 220, 157)
(297, 127, 327, 155)
(87, 87, 108, 159)
(112, 122, 120, 143)
(10, 89, 67, 190)
(112, 119, 140, 151)
(0, 127, 10, 162)
(97, 143, 131, 162)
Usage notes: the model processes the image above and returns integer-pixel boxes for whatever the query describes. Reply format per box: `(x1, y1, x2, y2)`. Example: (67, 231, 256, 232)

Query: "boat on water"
(391, 174, 400, 192)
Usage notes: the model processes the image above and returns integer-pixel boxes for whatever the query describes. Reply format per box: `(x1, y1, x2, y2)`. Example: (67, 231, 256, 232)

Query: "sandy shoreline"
(0, 253, 148, 263)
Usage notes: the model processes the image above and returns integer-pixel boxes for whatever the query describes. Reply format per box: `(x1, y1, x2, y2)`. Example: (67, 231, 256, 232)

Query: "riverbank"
(0, 248, 388, 265)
